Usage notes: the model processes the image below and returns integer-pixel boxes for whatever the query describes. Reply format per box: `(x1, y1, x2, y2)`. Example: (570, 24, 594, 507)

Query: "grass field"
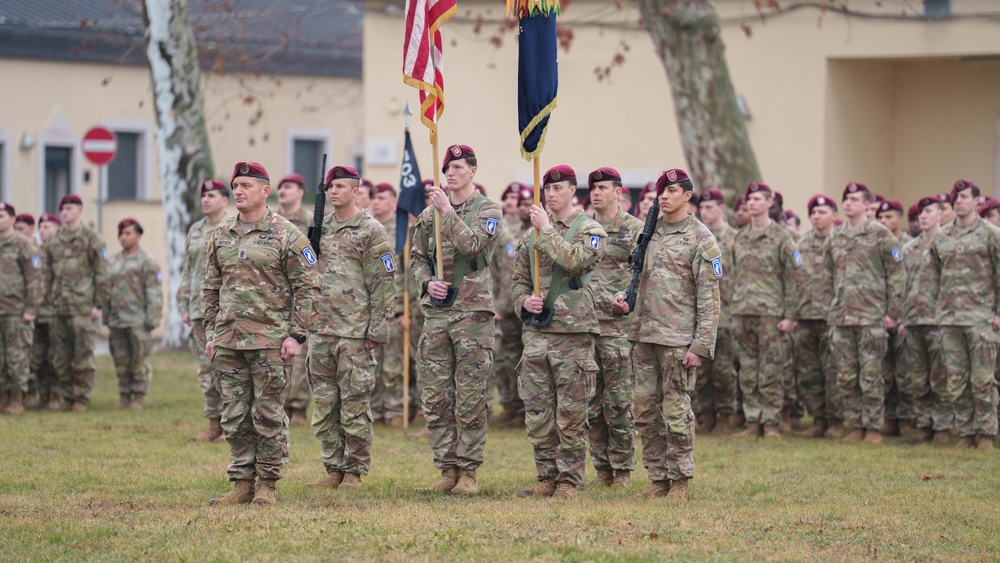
(1, 351, 998, 561)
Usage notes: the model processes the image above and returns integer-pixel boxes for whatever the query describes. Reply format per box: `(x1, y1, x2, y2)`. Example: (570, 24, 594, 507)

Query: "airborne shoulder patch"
(589, 235, 601, 249)
(101, 246, 110, 260)
(485, 217, 498, 235)
(381, 253, 396, 272)
(506, 242, 515, 258)
(712, 257, 723, 277)
(155, 269, 162, 282)
(31, 255, 41, 269)
(891, 246, 903, 262)
(300, 243, 317, 266)
(793, 249, 803, 266)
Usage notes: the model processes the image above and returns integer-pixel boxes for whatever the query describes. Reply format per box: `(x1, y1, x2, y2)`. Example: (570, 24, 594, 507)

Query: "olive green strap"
(449, 193, 490, 286)
(529, 214, 590, 310)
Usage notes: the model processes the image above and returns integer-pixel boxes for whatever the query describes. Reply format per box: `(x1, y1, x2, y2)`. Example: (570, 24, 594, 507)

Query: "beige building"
(363, 0, 1000, 217)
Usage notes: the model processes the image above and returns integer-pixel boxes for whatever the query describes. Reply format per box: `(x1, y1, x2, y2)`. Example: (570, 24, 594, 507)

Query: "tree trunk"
(142, 0, 214, 348)
(636, 0, 760, 199)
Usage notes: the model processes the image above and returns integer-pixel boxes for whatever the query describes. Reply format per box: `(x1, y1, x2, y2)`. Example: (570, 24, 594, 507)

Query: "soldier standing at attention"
(305, 166, 395, 489)
(733, 196, 750, 229)
(357, 179, 374, 210)
(44, 194, 110, 412)
(105, 218, 163, 410)
(824, 182, 905, 445)
(730, 182, 800, 440)
(369, 182, 406, 427)
(611, 168, 721, 502)
(204, 162, 320, 506)
(635, 183, 656, 221)
(980, 198, 1000, 229)
(877, 199, 912, 246)
(875, 198, 911, 436)
(511, 165, 605, 499)
(928, 180, 1000, 449)
(693, 188, 738, 433)
(583, 167, 640, 488)
(0, 201, 43, 415)
(28, 214, 60, 410)
(179, 181, 230, 441)
(410, 145, 502, 496)
(13, 214, 34, 240)
(938, 194, 956, 226)
(794, 196, 842, 438)
(276, 173, 313, 427)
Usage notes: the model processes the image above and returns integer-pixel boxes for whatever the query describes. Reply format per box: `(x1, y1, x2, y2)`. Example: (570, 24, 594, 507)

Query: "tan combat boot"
(665, 479, 689, 502)
(339, 473, 363, 489)
(190, 417, 224, 443)
(842, 428, 865, 442)
(932, 430, 951, 444)
(634, 480, 670, 499)
(517, 478, 556, 497)
(823, 420, 844, 439)
(252, 479, 277, 505)
(880, 419, 900, 437)
(4, 389, 25, 415)
(47, 398, 64, 411)
(70, 402, 87, 412)
(977, 435, 994, 450)
(589, 467, 614, 488)
(713, 414, 734, 434)
(499, 412, 525, 429)
(954, 436, 977, 449)
(129, 395, 143, 410)
(289, 409, 308, 427)
(797, 418, 827, 438)
(421, 467, 459, 493)
(0, 390, 8, 411)
(779, 407, 792, 433)
(910, 427, 934, 443)
(734, 423, 763, 439)
(551, 482, 578, 499)
(612, 470, 631, 488)
(863, 429, 882, 445)
(450, 469, 479, 495)
(763, 425, 782, 439)
(23, 392, 40, 410)
(898, 420, 916, 440)
(209, 479, 255, 506)
(118, 394, 131, 409)
(307, 472, 344, 488)
(387, 416, 404, 428)
(697, 411, 717, 434)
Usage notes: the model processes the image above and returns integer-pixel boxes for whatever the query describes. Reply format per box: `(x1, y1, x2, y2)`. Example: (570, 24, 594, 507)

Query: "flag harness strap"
(529, 213, 591, 313)
(425, 193, 494, 308)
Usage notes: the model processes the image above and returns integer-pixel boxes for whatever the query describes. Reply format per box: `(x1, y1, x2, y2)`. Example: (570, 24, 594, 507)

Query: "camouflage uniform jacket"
(823, 219, 905, 326)
(278, 206, 312, 236)
(898, 231, 914, 247)
(730, 220, 800, 319)
(36, 240, 55, 320)
(628, 214, 721, 359)
(796, 229, 833, 321)
(511, 209, 607, 334)
(928, 216, 1000, 326)
(709, 222, 737, 329)
(0, 232, 43, 316)
(44, 224, 111, 316)
(490, 225, 518, 316)
(177, 214, 228, 321)
(901, 232, 937, 326)
(410, 194, 502, 317)
(314, 209, 395, 344)
(588, 209, 643, 337)
(105, 248, 163, 329)
(383, 217, 407, 317)
(203, 207, 320, 349)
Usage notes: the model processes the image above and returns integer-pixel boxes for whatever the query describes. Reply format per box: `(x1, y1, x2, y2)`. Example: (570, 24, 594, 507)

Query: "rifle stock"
(622, 205, 659, 313)
(307, 154, 328, 256)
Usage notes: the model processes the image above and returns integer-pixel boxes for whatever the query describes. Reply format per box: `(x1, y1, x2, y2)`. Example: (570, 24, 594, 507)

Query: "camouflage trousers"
(793, 319, 843, 422)
(28, 321, 56, 401)
(733, 315, 788, 426)
(693, 326, 738, 417)
(308, 335, 376, 476)
(831, 325, 887, 431)
(372, 320, 404, 421)
(931, 325, 999, 438)
(495, 315, 524, 412)
(883, 330, 914, 424)
(897, 325, 937, 430)
(49, 315, 97, 404)
(407, 312, 425, 416)
(418, 311, 493, 471)
(632, 342, 696, 482)
(283, 343, 311, 411)
(0, 315, 32, 393)
(213, 346, 290, 482)
(520, 330, 596, 487)
(189, 323, 223, 419)
(588, 334, 635, 472)
(109, 327, 153, 396)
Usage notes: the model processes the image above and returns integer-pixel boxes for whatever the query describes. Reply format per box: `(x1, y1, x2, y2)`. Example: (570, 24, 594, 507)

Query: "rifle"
(307, 154, 328, 256)
(621, 204, 659, 314)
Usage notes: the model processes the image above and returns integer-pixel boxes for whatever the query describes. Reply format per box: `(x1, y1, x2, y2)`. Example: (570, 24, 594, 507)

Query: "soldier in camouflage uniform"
(179, 181, 230, 441)
(583, 167, 641, 488)
(510, 165, 605, 499)
(276, 173, 313, 427)
(794, 196, 843, 438)
(204, 162, 321, 506)
(27, 213, 60, 409)
(928, 180, 1000, 449)
(44, 194, 111, 412)
(897, 196, 943, 442)
(305, 166, 395, 489)
(730, 182, 800, 440)
(0, 201, 43, 415)
(693, 188, 738, 433)
(410, 145, 501, 495)
(981, 198, 1000, 229)
(613, 168, 720, 502)
(824, 182, 905, 445)
(105, 219, 163, 409)
(875, 199, 912, 436)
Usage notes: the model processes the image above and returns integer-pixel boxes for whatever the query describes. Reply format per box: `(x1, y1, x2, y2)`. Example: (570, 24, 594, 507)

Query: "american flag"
(402, 0, 457, 143)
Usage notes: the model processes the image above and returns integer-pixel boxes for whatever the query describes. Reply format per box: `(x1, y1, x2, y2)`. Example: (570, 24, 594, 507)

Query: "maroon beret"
(578, 194, 591, 208)
(781, 210, 798, 222)
(0, 201, 14, 217)
(637, 182, 657, 200)
(231, 161, 269, 186)
(807, 194, 838, 214)
(325, 165, 360, 186)
(871, 193, 885, 205)
(655, 168, 693, 194)
(201, 180, 228, 195)
(517, 186, 534, 202)
(277, 173, 306, 188)
(59, 194, 83, 209)
(744, 181, 772, 199)
(842, 181, 870, 200)
(442, 144, 476, 173)
(979, 197, 1000, 218)
(916, 196, 942, 216)
(360, 178, 375, 190)
(950, 179, 978, 203)
(117, 217, 141, 234)
(937, 193, 952, 205)
(544, 164, 576, 185)
(374, 182, 397, 196)
(39, 213, 61, 225)
(735, 195, 747, 209)
(474, 183, 486, 195)
(877, 199, 904, 217)
(698, 188, 725, 204)
(501, 182, 523, 199)
(773, 190, 784, 207)
(907, 201, 921, 223)
(15, 213, 34, 226)
(588, 167, 621, 187)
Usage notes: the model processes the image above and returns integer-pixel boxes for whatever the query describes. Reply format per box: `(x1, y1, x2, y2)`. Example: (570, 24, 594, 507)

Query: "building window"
(44, 146, 72, 214)
(293, 139, 323, 190)
(924, 0, 951, 18)
(107, 131, 142, 201)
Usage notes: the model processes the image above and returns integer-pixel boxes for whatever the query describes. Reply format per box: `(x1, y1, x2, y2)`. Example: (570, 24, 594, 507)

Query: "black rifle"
(307, 154, 328, 256)
(621, 204, 659, 314)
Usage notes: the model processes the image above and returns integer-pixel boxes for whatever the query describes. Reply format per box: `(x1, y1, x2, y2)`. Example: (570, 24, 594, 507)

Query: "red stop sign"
(82, 126, 118, 166)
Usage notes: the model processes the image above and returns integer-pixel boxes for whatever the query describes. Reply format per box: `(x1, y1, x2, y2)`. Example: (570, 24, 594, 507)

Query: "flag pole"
(532, 157, 541, 297)
(432, 137, 444, 280)
(402, 103, 413, 430)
